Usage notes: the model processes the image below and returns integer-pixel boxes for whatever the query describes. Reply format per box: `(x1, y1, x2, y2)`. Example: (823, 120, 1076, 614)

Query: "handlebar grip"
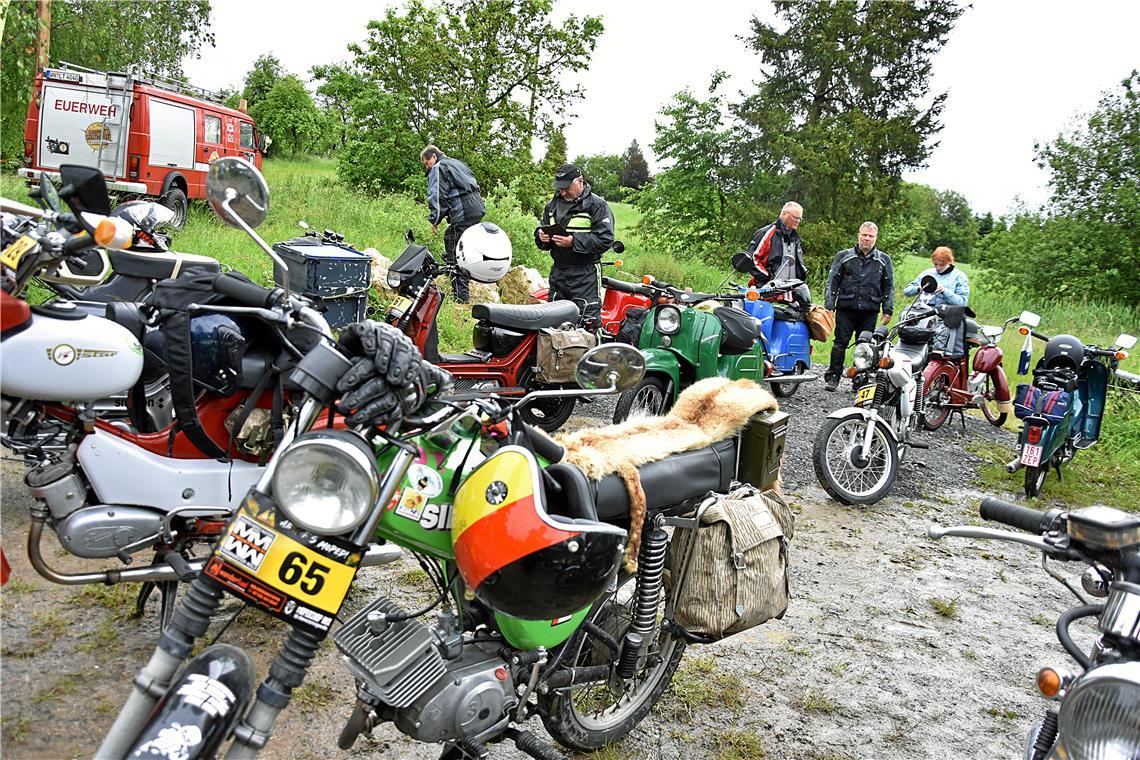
(1031, 330, 1049, 341)
(63, 231, 95, 255)
(212, 272, 283, 309)
(521, 421, 565, 464)
(602, 277, 646, 295)
(979, 497, 1049, 534)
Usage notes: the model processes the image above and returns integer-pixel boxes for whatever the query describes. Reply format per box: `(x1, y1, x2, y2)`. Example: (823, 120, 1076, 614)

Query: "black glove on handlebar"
(335, 321, 451, 427)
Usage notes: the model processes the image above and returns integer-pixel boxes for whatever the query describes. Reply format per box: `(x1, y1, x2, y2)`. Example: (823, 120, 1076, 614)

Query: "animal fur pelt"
(556, 378, 779, 570)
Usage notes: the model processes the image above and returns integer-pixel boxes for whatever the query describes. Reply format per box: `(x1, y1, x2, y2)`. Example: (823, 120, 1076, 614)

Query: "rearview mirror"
(1020, 311, 1041, 328)
(920, 275, 938, 294)
(575, 344, 646, 391)
(39, 175, 61, 212)
(612, 241, 625, 254)
(207, 157, 269, 229)
(731, 251, 756, 275)
(1116, 334, 1137, 350)
(59, 164, 111, 215)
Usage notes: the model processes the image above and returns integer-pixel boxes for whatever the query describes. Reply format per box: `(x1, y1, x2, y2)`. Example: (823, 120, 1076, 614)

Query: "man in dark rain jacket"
(422, 145, 485, 303)
(534, 164, 614, 331)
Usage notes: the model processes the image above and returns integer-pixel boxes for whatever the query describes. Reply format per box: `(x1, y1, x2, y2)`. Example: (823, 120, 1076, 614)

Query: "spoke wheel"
(613, 376, 669, 423)
(539, 573, 686, 751)
(812, 415, 899, 505)
(519, 395, 576, 433)
(979, 375, 1008, 427)
(921, 373, 952, 431)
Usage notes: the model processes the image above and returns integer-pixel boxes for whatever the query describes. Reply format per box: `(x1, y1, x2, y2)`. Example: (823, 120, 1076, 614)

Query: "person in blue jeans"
(903, 246, 970, 305)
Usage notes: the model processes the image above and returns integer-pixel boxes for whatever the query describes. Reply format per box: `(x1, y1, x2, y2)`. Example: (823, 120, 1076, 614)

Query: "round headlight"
(655, 305, 682, 335)
(272, 432, 379, 535)
(386, 269, 403, 289)
(1057, 661, 1140, 759)
(853, 343, 876, 370)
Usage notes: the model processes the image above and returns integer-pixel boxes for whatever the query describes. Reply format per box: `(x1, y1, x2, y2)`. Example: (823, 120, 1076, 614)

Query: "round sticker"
(407, 464, 443, 498)
(50, 344, 77, 366)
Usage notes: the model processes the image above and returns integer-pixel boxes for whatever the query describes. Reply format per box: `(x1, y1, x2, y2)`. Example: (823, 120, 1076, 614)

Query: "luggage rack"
(55, 61, 226, 104)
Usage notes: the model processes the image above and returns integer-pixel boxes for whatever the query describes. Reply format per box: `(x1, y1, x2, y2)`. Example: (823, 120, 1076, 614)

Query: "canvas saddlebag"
(535, 326, 596, 384)
(668, 485, 794, 640)
(1014, 383, 1070, 425)
(806, 305, 835, 342)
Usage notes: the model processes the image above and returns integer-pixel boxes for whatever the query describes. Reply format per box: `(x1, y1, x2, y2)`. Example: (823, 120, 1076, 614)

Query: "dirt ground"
(1, 370, 1092, 759)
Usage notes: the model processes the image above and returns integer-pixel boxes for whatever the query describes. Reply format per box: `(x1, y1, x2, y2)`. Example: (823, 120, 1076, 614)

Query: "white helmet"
(456, 222, 512, 283)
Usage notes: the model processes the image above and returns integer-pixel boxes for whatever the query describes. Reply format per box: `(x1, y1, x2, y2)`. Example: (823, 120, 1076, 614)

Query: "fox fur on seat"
(556, 377, 779, 570)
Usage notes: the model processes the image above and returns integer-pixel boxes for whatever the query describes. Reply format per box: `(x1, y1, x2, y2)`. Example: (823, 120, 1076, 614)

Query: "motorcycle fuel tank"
(1, 305, 143, 401)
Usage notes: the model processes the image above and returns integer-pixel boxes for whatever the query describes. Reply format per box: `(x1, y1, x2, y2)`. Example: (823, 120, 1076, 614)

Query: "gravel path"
(1, 367, 1083, 759)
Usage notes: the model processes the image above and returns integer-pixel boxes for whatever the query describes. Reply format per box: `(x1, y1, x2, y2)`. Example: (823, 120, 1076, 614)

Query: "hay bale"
(366, 248, 396, 297)
(469, 281, 501, 304)
(498, 266, 548, 304)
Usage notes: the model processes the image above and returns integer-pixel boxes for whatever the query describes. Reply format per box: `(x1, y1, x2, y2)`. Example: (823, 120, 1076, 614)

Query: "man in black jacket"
(534, 164, 614, 331)
(422, 145, 485, 303)
(823, 221, 894, 390)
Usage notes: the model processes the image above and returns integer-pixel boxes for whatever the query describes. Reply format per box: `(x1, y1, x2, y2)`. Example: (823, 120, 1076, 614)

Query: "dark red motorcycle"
(529, 258, 654, 342)
(921, 313, 1022, 430)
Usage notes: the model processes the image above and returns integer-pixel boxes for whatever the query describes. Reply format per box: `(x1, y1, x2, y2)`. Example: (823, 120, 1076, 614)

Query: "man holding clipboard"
(534, 164, 615, 331)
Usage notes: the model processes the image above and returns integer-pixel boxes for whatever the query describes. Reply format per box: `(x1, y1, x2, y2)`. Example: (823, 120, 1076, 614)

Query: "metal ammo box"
(273, 236, 371, 329)
(735, 409, 789, 492)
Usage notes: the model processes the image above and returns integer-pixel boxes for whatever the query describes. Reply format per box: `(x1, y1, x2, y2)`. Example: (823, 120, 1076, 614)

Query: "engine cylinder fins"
(334, 596, 447, 708)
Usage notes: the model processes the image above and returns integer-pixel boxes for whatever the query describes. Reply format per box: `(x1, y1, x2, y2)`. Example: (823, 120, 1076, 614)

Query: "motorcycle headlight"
(272, 432, 379, 535)
(1057, 661, 1140, 759)
(655, 305, 682, 335)
(853, 343, 877, 371)
(386, 269, 403, 289)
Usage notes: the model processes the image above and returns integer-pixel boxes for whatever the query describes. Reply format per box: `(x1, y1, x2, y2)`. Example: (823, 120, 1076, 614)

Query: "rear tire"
(921, 372, 952, 431)
(613, 376, 670, 423)
(1024, 461, 1049, 498)
(159, 187, 188, 229)
(979, 375, 1008, 427)
(770, 363, 804, 398)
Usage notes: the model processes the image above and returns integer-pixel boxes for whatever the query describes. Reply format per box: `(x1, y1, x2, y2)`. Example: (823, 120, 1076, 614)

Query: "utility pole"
(37, 0, 51, 71)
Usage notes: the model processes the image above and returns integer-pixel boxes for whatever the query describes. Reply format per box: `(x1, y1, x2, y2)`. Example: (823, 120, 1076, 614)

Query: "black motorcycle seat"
(714, 306, 761, 356)
(109, 250, 221, 281)
(472, 301, 581, 330)
(894, 341, 929, 371)
(544, 438, 737, 524)
(773, 303, 805, 322)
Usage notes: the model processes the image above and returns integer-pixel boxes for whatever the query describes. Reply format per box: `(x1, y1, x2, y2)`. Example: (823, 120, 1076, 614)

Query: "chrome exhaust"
(1005, 458, 1024, 473)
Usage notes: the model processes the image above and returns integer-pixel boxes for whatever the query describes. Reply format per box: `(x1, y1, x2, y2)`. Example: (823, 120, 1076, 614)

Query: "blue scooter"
(731, 252, 818, 397)
(1009, 318, 1137, 498)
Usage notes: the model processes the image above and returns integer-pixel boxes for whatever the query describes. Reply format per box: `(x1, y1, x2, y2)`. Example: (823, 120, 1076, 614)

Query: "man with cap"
(535, 163, 615, 331)
(422, 144, 485, 303)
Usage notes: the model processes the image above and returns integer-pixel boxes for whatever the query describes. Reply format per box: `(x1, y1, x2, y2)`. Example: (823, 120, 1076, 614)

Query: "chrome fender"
(825, 406, 901, 443)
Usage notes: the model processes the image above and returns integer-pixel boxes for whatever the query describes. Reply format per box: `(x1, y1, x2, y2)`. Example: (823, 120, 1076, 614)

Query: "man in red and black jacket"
(746, 201, 806, 287)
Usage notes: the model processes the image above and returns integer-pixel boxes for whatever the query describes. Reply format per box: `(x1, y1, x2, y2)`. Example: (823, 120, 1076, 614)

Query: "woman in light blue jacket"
(903, 246, 970, 306)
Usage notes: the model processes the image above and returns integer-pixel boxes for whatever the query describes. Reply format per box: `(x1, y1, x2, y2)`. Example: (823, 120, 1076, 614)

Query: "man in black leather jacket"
(534, 164, 614, 331)
(823, 222, 894, 390)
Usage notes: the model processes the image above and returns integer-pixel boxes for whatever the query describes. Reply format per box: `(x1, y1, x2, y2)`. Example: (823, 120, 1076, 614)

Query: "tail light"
(1027, 425, 1043, 444)
(129, 154, 140, 179)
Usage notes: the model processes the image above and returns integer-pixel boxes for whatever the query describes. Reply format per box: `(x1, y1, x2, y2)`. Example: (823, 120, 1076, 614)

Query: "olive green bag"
(535, 327, 596, 384)
(668, 485, 794, 640)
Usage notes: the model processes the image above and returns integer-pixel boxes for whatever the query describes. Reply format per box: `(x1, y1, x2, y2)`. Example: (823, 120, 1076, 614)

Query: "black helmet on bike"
(1042, 334, 1085, 371)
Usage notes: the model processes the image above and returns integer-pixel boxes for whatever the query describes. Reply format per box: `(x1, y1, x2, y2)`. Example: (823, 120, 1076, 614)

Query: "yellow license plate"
(854, 384, 876, 406)
(1, 235, 36, 269)
(204, 493, 364, 633)
(388, 296, 413, 318)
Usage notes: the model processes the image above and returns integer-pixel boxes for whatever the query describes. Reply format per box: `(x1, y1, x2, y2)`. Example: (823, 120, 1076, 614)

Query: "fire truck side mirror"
(206, 157, 269, 229)
(58, 164, 111, 216)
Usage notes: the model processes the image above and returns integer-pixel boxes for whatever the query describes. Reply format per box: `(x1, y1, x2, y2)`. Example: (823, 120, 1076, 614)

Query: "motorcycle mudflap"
(203, 491, 364, 635)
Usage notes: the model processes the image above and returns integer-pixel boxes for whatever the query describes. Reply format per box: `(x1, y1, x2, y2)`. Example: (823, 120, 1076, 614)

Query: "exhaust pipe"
(1005, 458, 1024, 473)
(27, 512, 403, 587)
(767, 371, 820, 386)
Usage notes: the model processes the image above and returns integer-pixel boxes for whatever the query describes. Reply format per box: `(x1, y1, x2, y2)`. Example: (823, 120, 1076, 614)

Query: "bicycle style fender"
(825, 407, 901, 443)
(640, 348, 681, 400)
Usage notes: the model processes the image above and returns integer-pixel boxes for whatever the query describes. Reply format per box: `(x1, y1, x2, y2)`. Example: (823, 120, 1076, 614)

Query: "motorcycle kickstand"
(158, 580, 179, 630)
(132, 581, 156, 619)
(1055, 463, 1064, 484)
(438, 738, 488, 759)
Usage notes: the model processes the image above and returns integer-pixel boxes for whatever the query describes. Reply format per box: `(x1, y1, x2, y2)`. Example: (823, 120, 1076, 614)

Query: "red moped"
(921, 314, 1020, 430)
(529, 256, 654, 342)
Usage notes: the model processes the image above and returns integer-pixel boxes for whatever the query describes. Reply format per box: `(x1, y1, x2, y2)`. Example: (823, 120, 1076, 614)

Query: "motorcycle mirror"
(731, 251, 756, 275)
(298, 220, 310, 231)
(59, 164, 111, 215)
(920, 275, 938, 294)
(207, 157, 270, 229)
(575, 344, 646, 392)
(1019, 311, 1042, 328)
(405, 228, 415, 244)
(612, 241, 625, 254)
(1116, 334, 1137, 350)
(39, 175, 61, 212)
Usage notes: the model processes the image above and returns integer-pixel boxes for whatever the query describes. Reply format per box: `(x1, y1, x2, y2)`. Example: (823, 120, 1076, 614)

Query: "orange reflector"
(1019, 326, 1029, 335)
(1116, 351, 1128, 361)
(845, 367, 858, 378)
(613, 259, 623, 268)
(1037, 668, 1062, 698)
(879, 356, 894, 369)
(642, 275, 652, 285)
(94, 220, 117, 246)
(746, 290, 759, 301)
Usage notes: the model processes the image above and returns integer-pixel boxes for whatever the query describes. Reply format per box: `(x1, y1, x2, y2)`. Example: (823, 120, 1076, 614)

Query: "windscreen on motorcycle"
(388, 242, 436, 289)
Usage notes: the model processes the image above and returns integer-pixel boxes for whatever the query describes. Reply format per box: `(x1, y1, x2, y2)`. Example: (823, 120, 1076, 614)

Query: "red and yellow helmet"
(452, 446, 626, 620)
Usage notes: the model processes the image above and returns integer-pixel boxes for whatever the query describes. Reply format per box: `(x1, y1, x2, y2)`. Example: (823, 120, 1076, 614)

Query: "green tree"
(338, 0, 603, 211)
(620, 139, 650, 190)
(1, 0, 215, 160)
(574, 152, 623, 201)
(734, 0, 964, 227)
(250, 75, 322, 159)
(541, 125, 567, 173)
(241, 53, 283, 111)
(310, 62, 367, 153)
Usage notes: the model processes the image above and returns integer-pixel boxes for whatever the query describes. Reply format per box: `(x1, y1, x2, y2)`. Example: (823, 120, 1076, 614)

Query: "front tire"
(613, 376, 670, 423)
(159, 187, 188, 229)
(539, 573, 686, 751)
(979, 375, 1008, 427)
(813, 415, 899, 505)
(921, 371, 953, 431)
(519, 395, 576, 432)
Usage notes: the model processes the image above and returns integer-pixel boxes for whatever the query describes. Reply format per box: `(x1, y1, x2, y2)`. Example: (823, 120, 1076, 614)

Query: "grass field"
(4, 158, 1137, 506)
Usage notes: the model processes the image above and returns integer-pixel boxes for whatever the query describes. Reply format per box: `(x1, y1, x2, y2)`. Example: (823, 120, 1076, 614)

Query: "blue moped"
(730, 252, 818, 397)
(1010, 318, 1137, 498)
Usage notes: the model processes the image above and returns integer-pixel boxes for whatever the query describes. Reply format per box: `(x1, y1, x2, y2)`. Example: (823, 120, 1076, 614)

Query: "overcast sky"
(182, 0, 1139, 216)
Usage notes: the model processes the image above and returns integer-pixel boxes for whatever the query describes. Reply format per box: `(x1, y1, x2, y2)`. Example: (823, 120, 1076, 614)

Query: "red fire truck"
(19, 62, 266, 227)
